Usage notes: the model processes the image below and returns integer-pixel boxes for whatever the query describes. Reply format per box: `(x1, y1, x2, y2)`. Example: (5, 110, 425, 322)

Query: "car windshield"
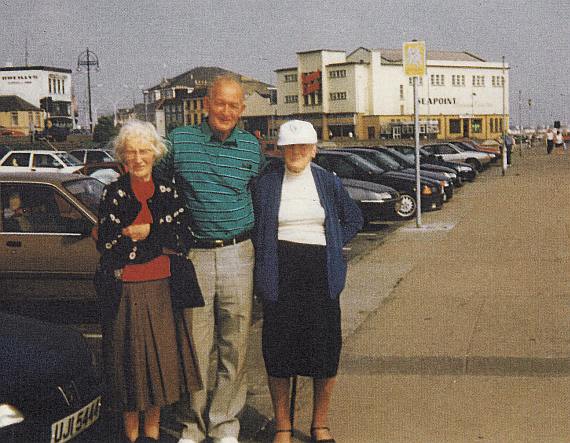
(386, 148, 414, 166)
(349, 155, 385, 173)
(368, 151, 405, 170)
(56, 152, 83, 166)
(63, 177, 104, 214)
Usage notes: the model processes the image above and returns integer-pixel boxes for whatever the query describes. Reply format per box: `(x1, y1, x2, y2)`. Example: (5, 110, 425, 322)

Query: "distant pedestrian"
(546, 128, 554, 154)
(252, 120, 363, 443)
(504, 131, 514, 165)
(555, 130, 564, 152)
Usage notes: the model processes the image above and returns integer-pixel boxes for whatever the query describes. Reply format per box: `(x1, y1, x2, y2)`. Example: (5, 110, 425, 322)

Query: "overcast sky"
(1, 0, 568, 127)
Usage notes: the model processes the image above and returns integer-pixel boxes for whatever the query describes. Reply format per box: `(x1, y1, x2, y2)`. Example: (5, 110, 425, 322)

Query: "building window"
(329, 69, 346, 79)
(35, 112, 41, 126)
(430, 74, 445, 86)
(471, 119, 482, 133)
(62, 80, 65, 94)
(400, 85, 404, 100)
(11, 112, 18, 126)
(490, 118, 495, 132)
(284, 95, 298, 104)
(329, 91, 347, 101)
(400, 104, 405, 115)
(452, 75, 465, 86)
(492, 75, 505, 87)
(472, 75, 485, 87)
(408, 77, 423, 86)
(284, 74, 297, 83)
(48, 79, 52, 94)
(449, 119, 461, 134)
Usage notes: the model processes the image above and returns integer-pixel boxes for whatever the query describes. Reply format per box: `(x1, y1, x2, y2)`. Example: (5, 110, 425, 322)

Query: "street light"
(77, 48, 100, 132)
(561, 93, 566, 128)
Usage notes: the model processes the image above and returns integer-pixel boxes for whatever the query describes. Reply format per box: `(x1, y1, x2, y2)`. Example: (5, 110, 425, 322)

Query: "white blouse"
(278, 165, 326, 245)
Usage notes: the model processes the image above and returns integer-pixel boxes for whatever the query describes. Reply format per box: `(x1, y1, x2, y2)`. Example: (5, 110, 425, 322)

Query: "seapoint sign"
(418, 97, 457, 105)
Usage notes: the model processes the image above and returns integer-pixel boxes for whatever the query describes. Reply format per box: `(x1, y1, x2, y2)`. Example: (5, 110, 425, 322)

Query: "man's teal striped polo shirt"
(164, 122, 262, 240)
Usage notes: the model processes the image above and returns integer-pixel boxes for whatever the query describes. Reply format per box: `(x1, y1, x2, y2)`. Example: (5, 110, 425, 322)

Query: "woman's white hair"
(113, 119, 167, 163)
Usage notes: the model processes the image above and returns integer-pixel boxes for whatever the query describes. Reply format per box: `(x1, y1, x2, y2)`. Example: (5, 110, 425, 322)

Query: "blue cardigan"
(252, 163, 363, 302)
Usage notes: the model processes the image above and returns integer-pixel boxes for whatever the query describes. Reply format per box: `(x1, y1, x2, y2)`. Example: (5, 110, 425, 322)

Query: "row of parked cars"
(0, 139, 497, 441)
(304, 140, 498, 222)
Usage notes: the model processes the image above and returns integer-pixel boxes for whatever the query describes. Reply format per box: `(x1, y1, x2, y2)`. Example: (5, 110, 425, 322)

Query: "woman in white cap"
(252, 120, 363, 443)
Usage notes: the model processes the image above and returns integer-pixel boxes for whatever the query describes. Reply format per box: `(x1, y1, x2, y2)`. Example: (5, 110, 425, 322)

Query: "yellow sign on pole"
(403, 41, 426, 77)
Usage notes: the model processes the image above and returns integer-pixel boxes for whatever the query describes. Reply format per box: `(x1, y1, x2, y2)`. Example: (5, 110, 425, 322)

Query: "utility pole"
(501, 56, 507, 175)
(518, 90, 523, 157)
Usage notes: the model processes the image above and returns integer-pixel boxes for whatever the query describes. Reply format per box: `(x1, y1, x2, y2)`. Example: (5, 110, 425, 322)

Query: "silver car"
(422, 143, 492, 171)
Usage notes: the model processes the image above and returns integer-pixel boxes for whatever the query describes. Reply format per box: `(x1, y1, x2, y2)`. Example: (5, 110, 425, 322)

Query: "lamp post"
(561, 93, 567, 128)
(77, 48, 100, 132)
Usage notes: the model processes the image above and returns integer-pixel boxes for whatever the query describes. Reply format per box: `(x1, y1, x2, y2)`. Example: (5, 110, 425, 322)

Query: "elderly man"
(161, 75, 263, 443)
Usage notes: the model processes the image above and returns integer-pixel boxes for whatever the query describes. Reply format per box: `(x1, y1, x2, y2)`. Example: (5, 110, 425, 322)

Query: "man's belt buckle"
(214, 239, 224, 247)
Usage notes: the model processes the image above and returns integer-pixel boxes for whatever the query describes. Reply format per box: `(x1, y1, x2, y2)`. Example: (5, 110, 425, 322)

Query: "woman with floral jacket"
(96, 120, 201, 443)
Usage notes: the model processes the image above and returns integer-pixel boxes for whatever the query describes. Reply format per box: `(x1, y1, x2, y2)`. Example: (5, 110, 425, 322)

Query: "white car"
(0, 150, 84, 173)
(69, 148, 114, 164)
(422, 143, 492, 171)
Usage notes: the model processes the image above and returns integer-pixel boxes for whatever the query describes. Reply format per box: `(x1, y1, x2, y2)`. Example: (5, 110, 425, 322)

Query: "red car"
(0, 128, 26, 137)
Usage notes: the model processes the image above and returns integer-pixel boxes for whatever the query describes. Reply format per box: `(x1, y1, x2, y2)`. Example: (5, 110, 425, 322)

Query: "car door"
(0, 182, 99, 304)
(31, 152, 65, 173)
(0, 152, 32, 172)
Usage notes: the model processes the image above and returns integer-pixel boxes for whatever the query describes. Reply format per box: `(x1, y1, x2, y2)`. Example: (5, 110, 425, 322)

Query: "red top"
(121, 177, 171, 282)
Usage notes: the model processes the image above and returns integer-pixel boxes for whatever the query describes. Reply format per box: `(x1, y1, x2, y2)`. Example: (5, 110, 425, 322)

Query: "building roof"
(0, 65, 72, 74)
(0, 95, 41, 112)
(296, 49, 345, 55)
(375, 48, 486, 63)
(146, 66, 273, 96)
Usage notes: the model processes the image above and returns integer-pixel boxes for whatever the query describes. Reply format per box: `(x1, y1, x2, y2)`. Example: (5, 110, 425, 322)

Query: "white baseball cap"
(277, 120, 318, 146)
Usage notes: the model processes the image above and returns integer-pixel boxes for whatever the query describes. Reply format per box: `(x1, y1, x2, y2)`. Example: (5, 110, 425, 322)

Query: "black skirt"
(262, 241, 341, 378)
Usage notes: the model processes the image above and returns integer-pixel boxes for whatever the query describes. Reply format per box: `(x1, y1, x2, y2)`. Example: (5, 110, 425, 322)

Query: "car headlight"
(349, 188, 393, 202)
(0, 404, 24, 428)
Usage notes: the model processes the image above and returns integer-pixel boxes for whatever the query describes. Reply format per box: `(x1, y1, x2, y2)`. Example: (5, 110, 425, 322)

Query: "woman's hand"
(122, 224, 151, 241)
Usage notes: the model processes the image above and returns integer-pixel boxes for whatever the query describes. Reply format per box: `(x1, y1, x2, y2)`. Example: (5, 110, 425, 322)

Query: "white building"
(274, 48, 509, 141)
(0, 66, 73, 128)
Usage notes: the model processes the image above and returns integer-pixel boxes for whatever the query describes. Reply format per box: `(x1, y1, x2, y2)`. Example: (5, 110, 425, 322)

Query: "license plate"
(50, 396, 101, 443)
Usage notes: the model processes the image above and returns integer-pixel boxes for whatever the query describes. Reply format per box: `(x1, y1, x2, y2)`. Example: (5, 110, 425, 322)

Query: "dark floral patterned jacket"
(96, 172, 194, 272)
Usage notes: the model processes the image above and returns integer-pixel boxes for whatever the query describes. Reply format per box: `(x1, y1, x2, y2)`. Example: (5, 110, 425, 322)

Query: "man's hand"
(122, 224, 151, 241)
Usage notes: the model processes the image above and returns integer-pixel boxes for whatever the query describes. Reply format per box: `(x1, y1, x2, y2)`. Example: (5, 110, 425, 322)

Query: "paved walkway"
(237, 148, 570, 443)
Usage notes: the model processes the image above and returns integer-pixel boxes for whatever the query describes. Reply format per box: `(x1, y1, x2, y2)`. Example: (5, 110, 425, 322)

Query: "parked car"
(376, 146, 462, 187)
(342, 178, 402, 222)
(0, 150, 84, 174)
(313, 151, 443, 219)
(69, 149, 114, 165)
(261, 155, 402, 222)
(336, 147, 454, 201)
(0, 311, 102, 442)
(0, 128, 26, 137)
(422, 142, 492, 171)
(449, 140, 500, 161)
(0, 172, 102, 308)
(77, 161, 123, 185)
(388, 145, 478, 182)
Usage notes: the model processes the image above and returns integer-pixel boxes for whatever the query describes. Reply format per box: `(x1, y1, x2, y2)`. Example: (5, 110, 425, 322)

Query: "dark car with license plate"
(313, 151, 443, 219)
(0, 312, 102, 442)
(0, 172, 102, 318)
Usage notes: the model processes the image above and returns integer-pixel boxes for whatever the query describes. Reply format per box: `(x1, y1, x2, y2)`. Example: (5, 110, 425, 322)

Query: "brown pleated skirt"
(109, 278, 202, 412)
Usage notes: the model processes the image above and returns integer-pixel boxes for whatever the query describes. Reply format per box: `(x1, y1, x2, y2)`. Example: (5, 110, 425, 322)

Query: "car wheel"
(465, 158, 482, 171)
(396, 193, 416, 219)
